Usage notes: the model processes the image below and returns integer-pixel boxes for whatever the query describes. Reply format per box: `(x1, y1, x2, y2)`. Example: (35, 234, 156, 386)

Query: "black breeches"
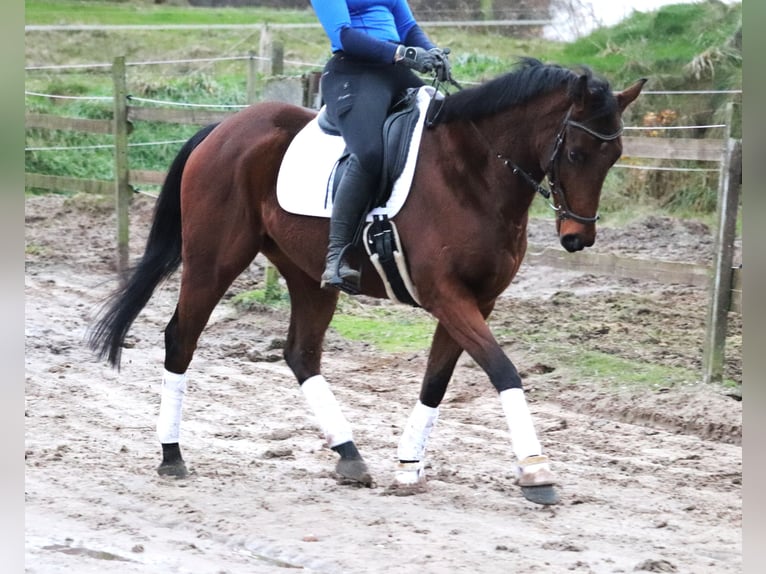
(320, 53, 424, 178)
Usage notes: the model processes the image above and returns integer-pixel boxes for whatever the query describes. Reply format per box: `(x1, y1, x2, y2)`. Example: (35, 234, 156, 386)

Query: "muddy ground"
(25, 194, 741, 573)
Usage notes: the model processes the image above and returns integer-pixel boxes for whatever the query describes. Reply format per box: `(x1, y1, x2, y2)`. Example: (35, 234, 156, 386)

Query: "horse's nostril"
(561, 234, 584, 253)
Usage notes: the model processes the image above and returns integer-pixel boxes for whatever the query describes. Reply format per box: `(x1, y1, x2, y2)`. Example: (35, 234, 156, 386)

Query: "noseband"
(473, 108, 624, 224)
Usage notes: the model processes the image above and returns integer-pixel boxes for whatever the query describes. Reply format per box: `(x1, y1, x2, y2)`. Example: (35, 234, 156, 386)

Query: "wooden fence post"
(258, 24, 272, 75)
(112, 56, 131, 277)
(303, 71, 322, 109)
(246, 50, 258, 104)
(256, 37, 284, 299)
(271, 42, 284, 76)
(702, 103, 742, 383)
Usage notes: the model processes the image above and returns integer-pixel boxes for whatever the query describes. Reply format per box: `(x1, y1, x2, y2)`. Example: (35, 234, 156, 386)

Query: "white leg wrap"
(395, 401, 439, 486)
(499, 388, 542, 461)
(157, 369, 187, 444)
(300, 375, 353, 448)
(397, 401, 439, 461)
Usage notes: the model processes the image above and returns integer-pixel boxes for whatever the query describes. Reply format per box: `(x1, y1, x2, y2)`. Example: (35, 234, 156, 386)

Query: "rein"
(425, 67, 623, 224)
(470, 109, 624, 224)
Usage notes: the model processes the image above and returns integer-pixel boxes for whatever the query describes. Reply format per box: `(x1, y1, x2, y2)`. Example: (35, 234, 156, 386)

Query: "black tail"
(88, 123, 219, 369)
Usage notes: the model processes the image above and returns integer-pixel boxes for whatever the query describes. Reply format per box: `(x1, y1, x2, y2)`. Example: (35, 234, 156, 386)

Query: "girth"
(363, 215, 420, 307)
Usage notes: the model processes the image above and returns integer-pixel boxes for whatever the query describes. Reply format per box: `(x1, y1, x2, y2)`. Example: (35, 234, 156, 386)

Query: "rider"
(310, 0, 450, 293)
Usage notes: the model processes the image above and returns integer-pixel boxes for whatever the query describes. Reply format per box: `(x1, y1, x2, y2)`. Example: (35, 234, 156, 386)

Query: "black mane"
(430, 58, 616, 125)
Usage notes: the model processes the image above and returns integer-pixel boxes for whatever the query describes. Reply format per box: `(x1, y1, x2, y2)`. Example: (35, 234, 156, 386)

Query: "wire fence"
(24, 57, 741, 166)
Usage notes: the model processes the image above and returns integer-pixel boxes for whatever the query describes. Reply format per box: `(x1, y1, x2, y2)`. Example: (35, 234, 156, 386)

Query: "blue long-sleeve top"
(311, 0, 434, 63)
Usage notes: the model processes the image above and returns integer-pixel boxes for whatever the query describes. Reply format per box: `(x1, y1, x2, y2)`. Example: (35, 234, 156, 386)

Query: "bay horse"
(89, 58, 645, 505)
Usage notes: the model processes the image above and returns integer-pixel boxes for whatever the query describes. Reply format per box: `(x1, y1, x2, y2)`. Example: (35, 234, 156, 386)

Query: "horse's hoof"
(515, 455, 557, 487)
(521, 485, 560, 506)
(157, 460, 189, 479)
(335, 458, 374, 487)
(394, 461, 427, 486)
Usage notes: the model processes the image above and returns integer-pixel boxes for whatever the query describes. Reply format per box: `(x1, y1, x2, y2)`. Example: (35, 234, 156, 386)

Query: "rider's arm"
(311, 0, 399, 63)
(391, 0, 435, 51)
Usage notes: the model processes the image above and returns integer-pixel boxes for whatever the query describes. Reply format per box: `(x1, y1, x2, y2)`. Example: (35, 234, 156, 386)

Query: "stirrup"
(321, 274, 361, 295)
(321, 245, 361, 294)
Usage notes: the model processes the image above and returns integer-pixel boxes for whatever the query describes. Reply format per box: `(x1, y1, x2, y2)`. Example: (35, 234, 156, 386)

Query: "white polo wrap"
(301, 375, 353, 448)
(157, 369, 187, 444)
(499, 388, 542, 461)
(397, 400, 439, 462)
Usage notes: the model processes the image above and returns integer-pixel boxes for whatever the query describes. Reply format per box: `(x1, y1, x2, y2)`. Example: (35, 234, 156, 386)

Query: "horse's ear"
(571, 74, 590, 112)
(617, 78, 648, 112)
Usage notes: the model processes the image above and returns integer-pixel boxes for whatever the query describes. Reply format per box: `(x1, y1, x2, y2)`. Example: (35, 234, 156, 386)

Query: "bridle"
(471, 107, 624, 224)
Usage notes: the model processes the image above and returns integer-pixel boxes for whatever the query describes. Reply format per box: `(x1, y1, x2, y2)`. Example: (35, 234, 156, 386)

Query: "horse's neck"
(475, 99, 565, 178)
(452, 104, 556, 221)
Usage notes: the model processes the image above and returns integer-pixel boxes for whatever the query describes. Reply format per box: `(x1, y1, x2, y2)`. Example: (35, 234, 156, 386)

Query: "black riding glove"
(395, 45, 437, 74)
(429, 47, 452, 83)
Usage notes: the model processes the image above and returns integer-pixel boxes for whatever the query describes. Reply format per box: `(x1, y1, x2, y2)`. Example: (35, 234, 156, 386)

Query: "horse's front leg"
(427, 294, 559, 505)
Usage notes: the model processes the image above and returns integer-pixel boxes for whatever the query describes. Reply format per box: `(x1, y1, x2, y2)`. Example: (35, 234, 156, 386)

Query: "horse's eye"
(568, 149, 584, 164)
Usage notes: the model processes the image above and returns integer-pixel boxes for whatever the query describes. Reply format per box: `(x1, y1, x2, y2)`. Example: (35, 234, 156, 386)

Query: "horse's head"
(545, 74, 646, 252)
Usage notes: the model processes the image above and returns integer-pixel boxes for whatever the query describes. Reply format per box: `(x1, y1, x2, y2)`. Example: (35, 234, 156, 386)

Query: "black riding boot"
(321, 155, 375, 293)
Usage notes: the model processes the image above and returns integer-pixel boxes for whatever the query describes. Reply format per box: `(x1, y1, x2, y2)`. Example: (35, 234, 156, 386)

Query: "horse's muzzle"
(560, 232, 595, 253)
(558, 218, 596, 253)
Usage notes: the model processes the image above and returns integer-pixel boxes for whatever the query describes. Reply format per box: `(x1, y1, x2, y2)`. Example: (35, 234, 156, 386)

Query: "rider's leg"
(320, 154, 376, 293)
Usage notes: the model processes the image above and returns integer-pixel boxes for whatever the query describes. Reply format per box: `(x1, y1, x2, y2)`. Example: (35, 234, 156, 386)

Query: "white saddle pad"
(276, 85, 438, 220)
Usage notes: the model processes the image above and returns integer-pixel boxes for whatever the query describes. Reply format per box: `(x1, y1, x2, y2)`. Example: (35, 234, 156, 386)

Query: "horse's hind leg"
(278, 264, 372, 486)
(395, 299, 503, 487)
(395, 322, 462, 487)
(394, 305, 497, 487)
(157, 233, 261, 478)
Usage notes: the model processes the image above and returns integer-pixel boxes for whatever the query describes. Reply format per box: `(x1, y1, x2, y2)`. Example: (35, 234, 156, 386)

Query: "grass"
(228, 286, 739, 389)
(25, 1, 317, 26)
(559, 2, 742, 83)
(330, 309, 436, 353)
(228, 287, 435, 353)
(230, 286, 290, 310)
(25, 243, 45, 256)
(567, 349, 696, 389)
(499, 324, 704, 391)
(568, 348, 739, 391)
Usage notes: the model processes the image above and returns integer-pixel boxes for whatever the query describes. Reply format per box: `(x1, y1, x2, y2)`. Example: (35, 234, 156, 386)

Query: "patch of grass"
(230, 286, 289, 310)
(720, 377, 740, 390)
(566, 349, 696, 389)
(559, 1, 741, 84)
(330, 309, 435, 353)
(25, 187, 75, 197)
(26, 1, 317, 27)
(228, 290, 434, 352)
(25, 243, 45, 256)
